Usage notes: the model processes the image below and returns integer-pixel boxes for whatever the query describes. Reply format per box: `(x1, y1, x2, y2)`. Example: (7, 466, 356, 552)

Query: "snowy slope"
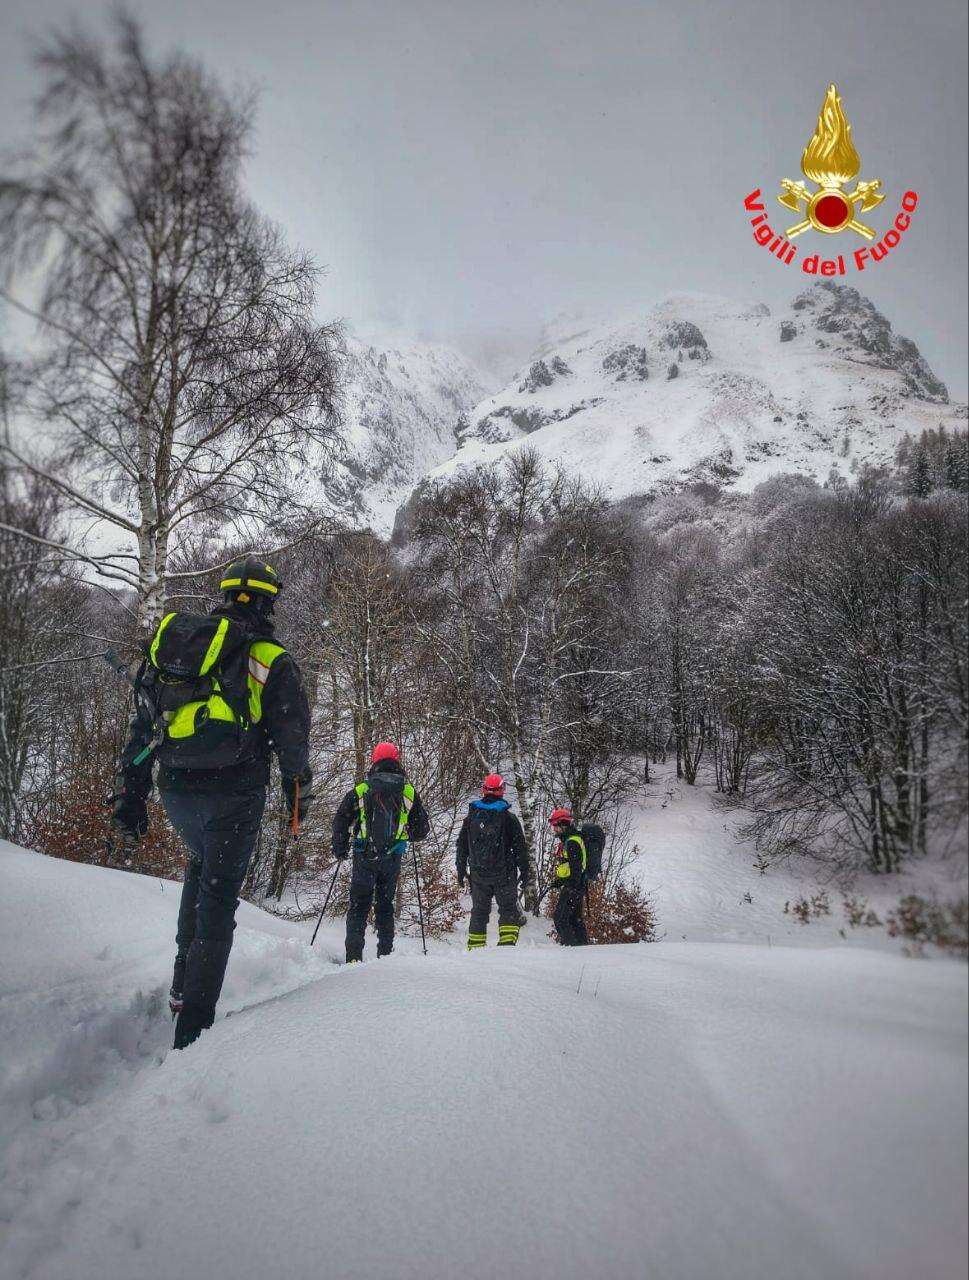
(411, 284, 967, 509)
(2, 821, 966, 1280)
(316, 327, 490, 532)
(626, 764, 969, 947)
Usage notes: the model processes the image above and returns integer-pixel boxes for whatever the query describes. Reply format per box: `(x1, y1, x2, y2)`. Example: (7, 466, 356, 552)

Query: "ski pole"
(291, 778, 301, 840)
(411, 845, 428, 956)
(310, 860, 342, 947)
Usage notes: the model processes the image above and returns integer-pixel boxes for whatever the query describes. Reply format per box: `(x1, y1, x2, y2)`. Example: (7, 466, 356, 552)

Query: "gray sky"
(1, 0, 966, 394)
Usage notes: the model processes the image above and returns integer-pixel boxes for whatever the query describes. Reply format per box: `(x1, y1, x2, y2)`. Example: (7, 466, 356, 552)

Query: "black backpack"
(580, 823, 606, 881)
(467, 804, 509, 882)
(354, 773, 417, 859)
(139, 611, 253, 769)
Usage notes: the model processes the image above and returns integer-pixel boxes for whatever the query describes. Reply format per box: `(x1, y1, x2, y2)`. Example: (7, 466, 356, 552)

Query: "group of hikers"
(111, 556, 597, 1050)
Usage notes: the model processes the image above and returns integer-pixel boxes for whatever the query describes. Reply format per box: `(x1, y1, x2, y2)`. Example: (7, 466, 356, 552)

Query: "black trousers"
(163, 787, 266, 1019)
(553, 884, 588, 946)
(469, 878, 520, 932)
(345, 853, 402, 961)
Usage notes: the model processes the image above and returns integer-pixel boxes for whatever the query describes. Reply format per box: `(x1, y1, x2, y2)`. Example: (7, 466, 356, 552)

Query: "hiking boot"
(173, 1003, 214, 1051)
(169, 952, 187, 1017)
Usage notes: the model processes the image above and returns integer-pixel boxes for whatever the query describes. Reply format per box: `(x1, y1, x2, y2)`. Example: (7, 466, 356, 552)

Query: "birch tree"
(0, 11, 342, 628)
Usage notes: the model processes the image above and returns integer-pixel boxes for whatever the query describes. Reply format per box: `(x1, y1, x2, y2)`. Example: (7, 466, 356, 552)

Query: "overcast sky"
(1, 0, 966, 394)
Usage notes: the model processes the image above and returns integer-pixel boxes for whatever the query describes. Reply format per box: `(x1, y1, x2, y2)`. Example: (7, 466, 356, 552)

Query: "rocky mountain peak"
(411, 287, 964, 514)
(787, 283, 948, 402)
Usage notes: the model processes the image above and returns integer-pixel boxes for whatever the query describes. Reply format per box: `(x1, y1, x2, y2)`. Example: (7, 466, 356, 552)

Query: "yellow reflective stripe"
(567, 834, 588, 871)
(219, 576, 278, 594)
(165, 695, 236, 739)
(199, 617, 229, 676)
(355, 783, 369, 839)
(149, 613, 177, 668)
(246, 640, 285, 722)
(397, 782, 415, 839)
(555, 862, 571, 879)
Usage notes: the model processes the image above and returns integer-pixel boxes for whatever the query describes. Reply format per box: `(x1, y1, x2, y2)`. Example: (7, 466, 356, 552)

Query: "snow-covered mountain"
(316, 328, 490, 532)
(408, 284, 966, 512)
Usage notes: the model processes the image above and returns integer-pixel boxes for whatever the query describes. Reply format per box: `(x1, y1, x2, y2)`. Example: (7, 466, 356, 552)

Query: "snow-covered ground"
(1, 771, 966, 1280)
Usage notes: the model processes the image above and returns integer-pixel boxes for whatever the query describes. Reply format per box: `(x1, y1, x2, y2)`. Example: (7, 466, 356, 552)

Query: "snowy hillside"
(316, 327, 490, 532)
(2, 767, 966, 1280)
(411, 284, 967, 509)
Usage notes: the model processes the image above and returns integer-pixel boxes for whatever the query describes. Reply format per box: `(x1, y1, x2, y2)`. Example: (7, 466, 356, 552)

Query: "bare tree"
(0, 11, 342, 627)
(412, 451, 631, 900)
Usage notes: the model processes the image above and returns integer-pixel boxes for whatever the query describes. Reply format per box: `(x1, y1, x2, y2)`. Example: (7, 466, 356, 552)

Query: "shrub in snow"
(29, 773, 184, 880)
(784, 892, 831, 925)
(550, 876, 658, 945)
(885, 895, 968, 959)
(841, 895, 882, 929)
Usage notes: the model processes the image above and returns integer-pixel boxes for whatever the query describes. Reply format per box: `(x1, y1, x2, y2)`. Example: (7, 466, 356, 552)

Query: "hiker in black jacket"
(457, 774, 531, 948)
(549, 807, 588, 946)
(111, 556, 312, 1049)
(331, 742, 430, 962)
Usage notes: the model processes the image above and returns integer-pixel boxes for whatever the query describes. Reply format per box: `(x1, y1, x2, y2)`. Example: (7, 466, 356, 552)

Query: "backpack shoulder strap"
(148, 612, 178, 668)
(396, 782, 416, 840)
(355, 782, 370, 838)
(567, 832, 588, 871)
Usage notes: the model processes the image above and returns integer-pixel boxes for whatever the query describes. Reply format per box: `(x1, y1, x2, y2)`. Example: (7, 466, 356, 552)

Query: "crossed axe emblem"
(777, 178, 885, 240)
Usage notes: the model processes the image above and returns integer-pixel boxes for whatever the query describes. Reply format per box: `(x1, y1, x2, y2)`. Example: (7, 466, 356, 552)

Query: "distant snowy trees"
(0, 11, 342, 628)
(742, 484, 967, 873)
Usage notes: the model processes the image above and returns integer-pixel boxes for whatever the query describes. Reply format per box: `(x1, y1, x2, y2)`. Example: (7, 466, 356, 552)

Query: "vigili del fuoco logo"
(743, 84, 919, 276)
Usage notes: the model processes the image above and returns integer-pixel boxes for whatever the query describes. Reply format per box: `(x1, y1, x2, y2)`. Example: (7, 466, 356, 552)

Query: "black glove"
(457, 872, 466, 888)
(332, 847, 350, 862)
(111, 792, 148, 843)
(282, 775, 314, 823)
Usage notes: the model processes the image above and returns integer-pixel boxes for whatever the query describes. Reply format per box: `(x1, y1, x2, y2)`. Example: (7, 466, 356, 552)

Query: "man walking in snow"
(331, 742, 430, 963)
(111, 556, 313, 1049)
(457, 774, 531, 948)
(549, 808, 588, 946)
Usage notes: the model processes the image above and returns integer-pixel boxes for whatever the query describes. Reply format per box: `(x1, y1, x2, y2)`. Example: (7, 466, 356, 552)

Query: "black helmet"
(219, 555, 282, 603)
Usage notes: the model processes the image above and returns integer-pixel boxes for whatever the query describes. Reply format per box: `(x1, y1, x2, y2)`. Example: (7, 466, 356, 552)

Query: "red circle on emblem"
(815, 194, 850, 229)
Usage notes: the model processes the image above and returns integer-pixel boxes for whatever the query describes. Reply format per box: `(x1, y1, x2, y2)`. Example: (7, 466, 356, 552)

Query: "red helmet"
(482, 773, 505, 797)
(371, 741, 401, 765)
(549, 807, 573, 827)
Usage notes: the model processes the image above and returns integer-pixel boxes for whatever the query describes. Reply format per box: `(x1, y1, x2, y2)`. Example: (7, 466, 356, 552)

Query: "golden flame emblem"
(778, 85, 885, 239)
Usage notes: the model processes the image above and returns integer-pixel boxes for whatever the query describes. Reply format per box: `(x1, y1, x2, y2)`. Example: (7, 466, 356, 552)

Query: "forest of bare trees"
(1, 436, 967, 940)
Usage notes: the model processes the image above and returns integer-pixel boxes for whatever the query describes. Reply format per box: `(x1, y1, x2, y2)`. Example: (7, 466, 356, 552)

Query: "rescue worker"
(331, 742, 430, 962)
(549, 807, 588, 946)
(456, 773, 531, 948)
(111, 556, 313, 1049)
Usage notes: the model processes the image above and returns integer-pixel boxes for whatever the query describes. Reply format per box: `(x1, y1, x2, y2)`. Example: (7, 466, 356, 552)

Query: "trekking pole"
(291, 778, 301, 840)
(310, 860, 343, 947)
(411, 846, 428, 956)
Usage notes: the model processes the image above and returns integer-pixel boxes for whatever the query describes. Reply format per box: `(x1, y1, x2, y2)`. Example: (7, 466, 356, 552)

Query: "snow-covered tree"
(0, 11, 342, 628)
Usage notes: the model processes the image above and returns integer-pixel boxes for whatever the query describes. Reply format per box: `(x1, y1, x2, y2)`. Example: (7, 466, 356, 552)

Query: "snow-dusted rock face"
(417, 285, 966, 507)
(317, 329, 489, 532)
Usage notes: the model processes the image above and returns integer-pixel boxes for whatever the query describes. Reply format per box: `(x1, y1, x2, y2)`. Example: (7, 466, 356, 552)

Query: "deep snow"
(1, 773, 966, 1280)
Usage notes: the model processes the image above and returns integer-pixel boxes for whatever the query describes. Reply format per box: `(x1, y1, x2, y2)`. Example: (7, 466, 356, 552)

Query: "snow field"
(1, 768, 966, 1280)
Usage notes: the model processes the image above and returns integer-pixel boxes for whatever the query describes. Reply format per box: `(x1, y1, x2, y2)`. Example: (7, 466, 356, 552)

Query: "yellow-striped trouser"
(497, 924, 520, 947)
(467, 932, 487, 950)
